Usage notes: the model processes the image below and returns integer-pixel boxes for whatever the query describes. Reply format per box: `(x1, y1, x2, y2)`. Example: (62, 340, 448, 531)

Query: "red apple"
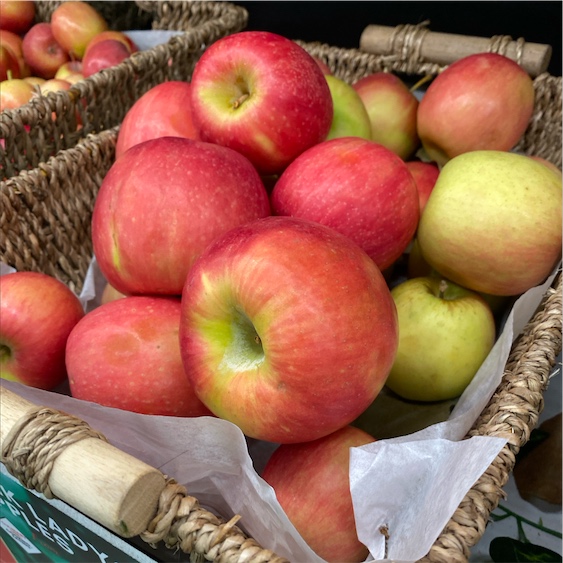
(0, 77, 34, 111)
(0, 29, 30, 78)
(0, 44, 20, 81)
(115, 81, 199, 159)
(179, 215, 398, 443)
(262, 425, 376, 562)
(83, 30, 138, 58)
(190, 31, 333, 175)
(353, 72, 420, 160)
(0, 0, 35, 35)
(0, 271, 85, 390)
(271, 137, 420, 271)
(50, 0, 108, 60)
(405, 160, 440, 213)
(21, 22, 70, 79)
(92, 136, 271, 296)
(66, 296, 212, 417)
(82, 38, 130, 78)
(417, 53, 535, 166)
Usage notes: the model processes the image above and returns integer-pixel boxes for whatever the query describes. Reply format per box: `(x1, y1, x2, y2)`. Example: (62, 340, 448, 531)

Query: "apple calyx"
(224, 308, 264, 370)
(438, 279, 449, 299)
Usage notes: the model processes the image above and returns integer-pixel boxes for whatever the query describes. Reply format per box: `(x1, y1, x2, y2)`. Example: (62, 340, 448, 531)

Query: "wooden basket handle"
(359, 22, 552, 77)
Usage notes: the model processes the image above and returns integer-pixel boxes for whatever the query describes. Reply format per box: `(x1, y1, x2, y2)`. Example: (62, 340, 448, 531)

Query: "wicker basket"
(1, 23, 561, 563)
(0, 1, 248, 180)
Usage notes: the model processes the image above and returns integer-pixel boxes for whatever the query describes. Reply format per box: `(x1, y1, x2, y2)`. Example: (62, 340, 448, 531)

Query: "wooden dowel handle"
(359, 24, 552, 77)
(0, 386, 166, 538)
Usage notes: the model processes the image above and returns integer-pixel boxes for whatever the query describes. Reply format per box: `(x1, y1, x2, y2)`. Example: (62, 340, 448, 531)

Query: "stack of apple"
(0, 0, 139, 111)
(1, 29, 561, 562)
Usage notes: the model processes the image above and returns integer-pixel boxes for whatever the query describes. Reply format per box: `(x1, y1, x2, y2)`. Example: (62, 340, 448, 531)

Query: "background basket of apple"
(0, 0, 249, 178)
(1, 11, 562, 563)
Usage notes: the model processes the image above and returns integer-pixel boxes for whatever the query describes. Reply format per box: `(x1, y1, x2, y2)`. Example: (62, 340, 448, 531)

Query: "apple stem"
(410, 74, 433, 93)
(438, 279, 448, 299)
(232, 93, 249, 109)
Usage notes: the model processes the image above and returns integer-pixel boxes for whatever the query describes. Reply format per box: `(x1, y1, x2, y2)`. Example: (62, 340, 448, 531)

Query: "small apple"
(83, 30, 138, 58)
(39, 77, 72, 95)
(0, 77, 34, 111)
(405, 160, 440, 213)
(417, 53, 535, 166)
(0, 271, 85, 390)
(271, 136, 420, 271)
(50, 0, 108, 60)
(92, 136, 271, 296)
(353, 71, 420, 160)
(82, 38, 131, 78)
(190, 31, 333, 175)
(179, 215, 398, 443)
(0, 0, 35, 35)
(21, 22, 70, 79)
(66, 296, 212, 417)
(324, 75, 372, 140)
(262, 425, 376, 562)
(115, 81, 199, 159)
(54, 60, 83, 80)
(23, 76, 45, 88)
(385, 276, 496, 402)
(417, 150, 562, 296)
(0, 44, 20, 81)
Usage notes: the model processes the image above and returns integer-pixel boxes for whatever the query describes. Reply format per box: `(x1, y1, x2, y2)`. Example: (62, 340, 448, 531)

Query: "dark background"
(235, 1, 562, 76)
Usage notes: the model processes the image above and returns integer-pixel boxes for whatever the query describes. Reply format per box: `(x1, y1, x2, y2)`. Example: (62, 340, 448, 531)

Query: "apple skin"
(115, 81, 199, 159)
(0, 44, 20, 81)
(262, 425, 376, 562)
(417, 53, 535, 166)
(50, 0, 108, 60)
(529, 155, 562, 177)
(54, 60, 83, 80)
(271, 136, 420, 271)
(0, 30, 30, 78)
(417, 150, 562, 296)
(0, 271, 85, 390)
(385, 276, 496, 402)
(324, 74, 372, 140)
(92, 136, 271, 296)
(405, 160, 440, 214)
(190, 31, 333, 175)
(39, 77, 71, 95)
(83, 30, 138, 58)
(0, 77, 35, 111)
(66, 296, 212, 417)
(179, 215, 398, 444)
(0, 0, 35, 35)
(353, 71, 420, 160)
(82, 39, 131, 78)
(21, 22, 70, 79)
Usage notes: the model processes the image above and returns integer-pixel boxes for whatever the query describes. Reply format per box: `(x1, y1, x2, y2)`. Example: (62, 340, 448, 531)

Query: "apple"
(529, 155, 562, 177)
(115, 81, 199, 160)
(66, 296, 212, 417)
(417, 53, 535, 166)
(0, 271, 85, 390)
(417, 150, 562, 296)
(190, 31, 333, 175)
(353, 71, 420, 160)
(313, 56, 332, 75)
(385, 276, 496, 402)
(54, 60, 83, 80)
(21, 22, 70, 79)
(0, 0, 35, 35)
(262, 425, 376, 562)
(83, 30, 138, 58)
(39, 77, 71, 95)
(0, 44, 20, 81)
(324, 75, 372, 140)
(23, 76, 45, 88)
(405, 160, 440, 213)
(271, 136, 420, 271)
(92, 136, 271, 296)
(179, 215, 398, 444)
(82, 38, 131, 78)
(50, 0, 108, 60)
(0, 77, 34, 111)
(0, 30, 30, 78)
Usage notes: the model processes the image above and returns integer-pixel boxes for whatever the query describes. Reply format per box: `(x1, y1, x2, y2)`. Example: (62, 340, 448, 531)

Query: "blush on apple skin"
(21, 22, 70, 79)
(66, 296, 213, 417)
(82, 39, 131, 78)
(262, 425, 376, 562)
(0, 0, 36, 35)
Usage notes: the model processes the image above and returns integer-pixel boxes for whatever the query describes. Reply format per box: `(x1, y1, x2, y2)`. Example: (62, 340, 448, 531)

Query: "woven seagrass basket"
(0, 1, 248, 179)
(1, 22, 561, 563)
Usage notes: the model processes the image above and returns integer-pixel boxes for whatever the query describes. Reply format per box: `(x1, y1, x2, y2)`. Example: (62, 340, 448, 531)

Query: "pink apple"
(190, 31, 333, 175)
(271, 137, 420, 271)
(22, 22, 70, 79)
(179, 215, 398, 443)
(0, 0, 35, 35)
(115, 81, 199, 159)
(262, 425, 376, 562)
(92, 136, 271, 296)
(353, 72, 420, 160)
(82, 38, 130, 78)
(417, 53, 535, 166)
(66, 296, 212, 417)
(50, 0, 108, 60)
(0, 77, 34, 111)
(0, 271, 85, 390)
(83, 30, 138, 58)
(405, 160, 440, 213)
(0, 44, 20, 81)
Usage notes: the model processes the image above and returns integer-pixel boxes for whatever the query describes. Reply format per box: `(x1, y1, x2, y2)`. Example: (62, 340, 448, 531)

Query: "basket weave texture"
(1, 23, 562, 563)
